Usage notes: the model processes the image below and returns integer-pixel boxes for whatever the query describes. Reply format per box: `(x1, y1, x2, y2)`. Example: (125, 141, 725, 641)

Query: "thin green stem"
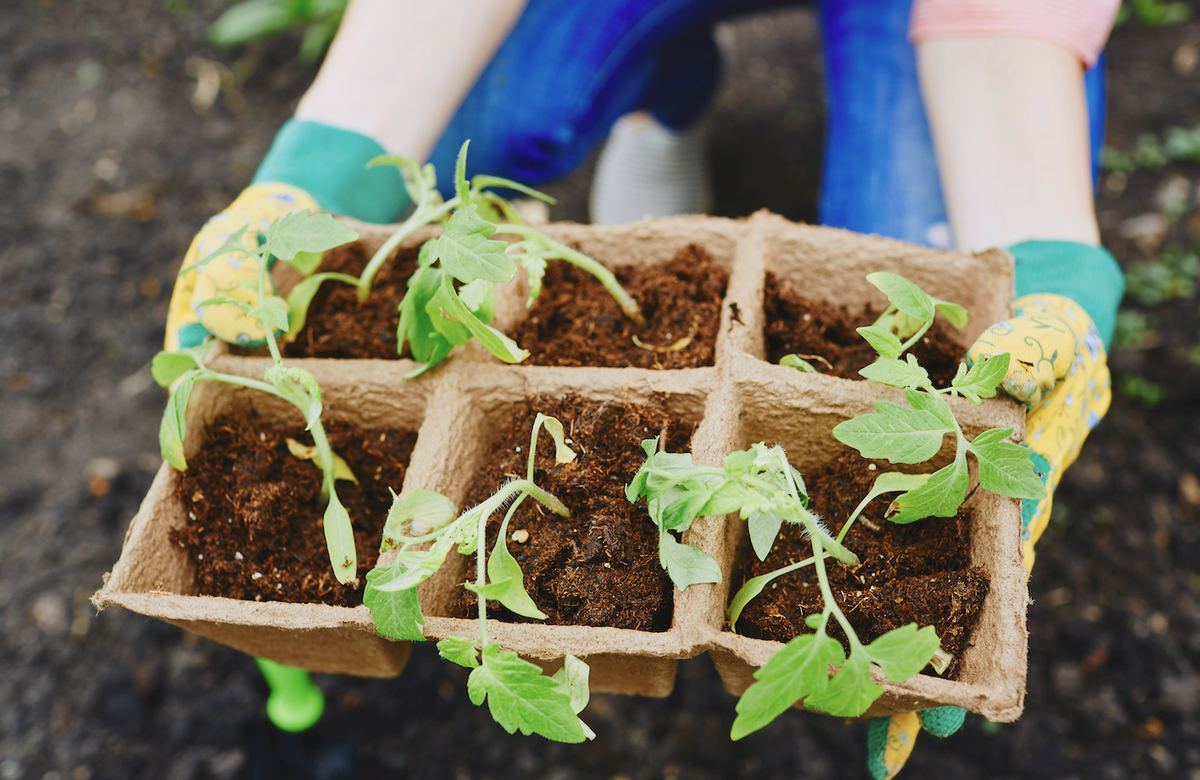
(256, 250, 284, 365)
(357, 198, 459, 300)
(476, 486, 489, 649)
(836, 492, 880, 544)
(897, 320, 934, 357)
(493, 223, 645, 328)
(811, 537, 859, 651)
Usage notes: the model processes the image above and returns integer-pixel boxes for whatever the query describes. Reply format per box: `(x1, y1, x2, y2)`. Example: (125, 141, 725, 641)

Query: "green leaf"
(467, 644, 587, 743)
(726, 560, 810, 632)
(471, 174, 558, 204)
(363, 563, 425, 640)
(966, 429, 1048, 500)
(437, 636, 480, 668)
(152, 343, 215, 387)
(261, 211, 358, 262)
(466, 531, 546, 620)
(248, 295, 290, 333)
(268, 365, 323, 430)
(550, 655, 597, 740)
(181, 226, 252, 275)
(429, 274, 528, 363)
(518, 250, 548, 307)
(195, 295, 251, 315)
(159, 371, 196, 470)
(208, 0, 293, 47)
(799, 649, 883, 717)
(457, 278, 496, 322)
(284, 272, 357, 339)
(658, 531, 722, 591)
(951, 353, 1009, 402)
(534, 414, 577, 464)
(323, 488, 356, 584)
(866, 272, 935, 324)
(367, 547, 445, 593)
(398, 266, 455, 363)
(888, 450, 969, 524)
(832, 389, 956, 463)
(454, 140, 471, 207)
(934, 299, 969, 330)
(861, 623, 941, 682)
(780, 354, 818, 373)
(286, 250, 323, 276)
(866, 471, 930, 500)
(731, 632, 845, 739)
(859, 355, 930, 389)
(856, 324, 904, 360)
(748, 510, 784, 561)
(382, 489, 458, 547)
(427, 205, 515, 284)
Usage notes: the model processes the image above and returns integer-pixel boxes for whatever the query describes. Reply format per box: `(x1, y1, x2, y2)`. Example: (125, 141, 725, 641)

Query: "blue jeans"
(428, 0, 1106, 248)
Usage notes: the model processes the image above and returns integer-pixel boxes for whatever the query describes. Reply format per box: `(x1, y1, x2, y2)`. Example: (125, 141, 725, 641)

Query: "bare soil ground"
(3, 3, 1200, 779)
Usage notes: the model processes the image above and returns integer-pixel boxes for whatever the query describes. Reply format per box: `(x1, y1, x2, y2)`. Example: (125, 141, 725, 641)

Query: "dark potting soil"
(509, 245, 728, 368)
(169, 409, 417, 607)
(732, 449, 990, 667)
(764, 271, 964, 387)
(283, 241, 420, 360)
(450, 395, 692, 631)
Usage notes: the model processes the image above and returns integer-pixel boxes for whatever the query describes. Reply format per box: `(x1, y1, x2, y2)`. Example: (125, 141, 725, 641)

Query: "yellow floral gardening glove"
(968, 293, 1110, 572)
(866, 241, 1123, 780)
(165, 182, 320, 351)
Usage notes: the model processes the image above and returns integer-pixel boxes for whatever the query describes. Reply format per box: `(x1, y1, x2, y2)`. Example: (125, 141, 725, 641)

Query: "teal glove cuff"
(254, 119, 411, 224)
(1009, 240, 1125, 351)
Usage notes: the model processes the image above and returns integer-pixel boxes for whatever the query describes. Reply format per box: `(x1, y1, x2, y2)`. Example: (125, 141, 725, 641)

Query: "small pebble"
(512, 529, 530, 544)
(234, 551, 243, 561)
(251, 572, 262, 580)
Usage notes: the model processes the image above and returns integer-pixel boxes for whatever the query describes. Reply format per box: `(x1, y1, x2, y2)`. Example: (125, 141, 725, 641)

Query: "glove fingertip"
(176, 322, 212, 350)
(917, 706, 966, 737)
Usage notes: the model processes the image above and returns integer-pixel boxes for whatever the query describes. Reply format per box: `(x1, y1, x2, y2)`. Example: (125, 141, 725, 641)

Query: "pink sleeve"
(909, 0, 1121, 67)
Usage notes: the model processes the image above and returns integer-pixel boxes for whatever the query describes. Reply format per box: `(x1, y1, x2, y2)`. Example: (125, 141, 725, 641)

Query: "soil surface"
(764, 272, 965, 386)
(733, 450, 989, 668)
(451, 396, 691, 631)
(170, 410, 417, 607)
(5, 4, 1200, 780)
(282, 242, 419, 360)
(510, 245, 728, 368)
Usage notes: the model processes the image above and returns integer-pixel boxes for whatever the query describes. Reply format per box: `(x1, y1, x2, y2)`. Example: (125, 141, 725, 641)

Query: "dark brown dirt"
(282, 242, 420, 360)
(733, 449, 990, 668)
(509, 245, 728, 368)
(450, 395, 692, 631)
(169, 409, 417, 606)
(764, 271, 965, 387)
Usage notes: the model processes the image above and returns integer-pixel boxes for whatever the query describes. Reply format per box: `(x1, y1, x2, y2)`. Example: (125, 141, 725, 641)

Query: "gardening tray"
(95, 211, 1029, 719)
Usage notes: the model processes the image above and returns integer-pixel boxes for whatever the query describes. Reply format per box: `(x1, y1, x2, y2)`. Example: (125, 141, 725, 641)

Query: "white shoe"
(589, 112, 713, 225)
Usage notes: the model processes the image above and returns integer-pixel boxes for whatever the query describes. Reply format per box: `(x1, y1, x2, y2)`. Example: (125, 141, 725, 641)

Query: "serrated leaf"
(535, 414, 576, 464)
(382, 489, 458, 545)
(966, 429, 1048, 500)
(427, 205, 515, 284)
(181, 226, 251, 275)
(437, 636, 480, 668)
(951, 352, 1009, 401)
(857, 323, 904, 360)
(457, 278, 495, 321)
(398, 266, 454, 363)
(261, 211, 358, 262)
(859, 355, 930, 389)
(888, 451, 969, 524)
(323, 488, 356, 584)
(467, 644, 587, 743)
(467, 531, 546, 620)
(800, 650, 882, 717)
(780, 354, 818, 372)
(363, 563, 425, 640)
(269, 366, 323, 430)
(658, 531, 722, 591)
(519, 250, 548, 306)
(248, 295, 290, 333)
(867, 272, 935, 324)
(748, 510, 784, 561)
(731, 632, 845, 739)
(429, 274, 528, 363)
(159, 371, 196, 470)
(861, 624, 941, 682)
(832, 389, 956, 463)
(284, 438, 358, 484)
(934, 299, 969, 330)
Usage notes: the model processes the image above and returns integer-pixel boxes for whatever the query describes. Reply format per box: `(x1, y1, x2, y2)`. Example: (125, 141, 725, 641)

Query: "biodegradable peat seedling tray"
(96, 211, 1028, 718)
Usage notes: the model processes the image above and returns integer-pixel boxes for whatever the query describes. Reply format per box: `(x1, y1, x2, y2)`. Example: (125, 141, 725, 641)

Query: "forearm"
(296, 0, 529, 160)
(917, 37, 1099, 252)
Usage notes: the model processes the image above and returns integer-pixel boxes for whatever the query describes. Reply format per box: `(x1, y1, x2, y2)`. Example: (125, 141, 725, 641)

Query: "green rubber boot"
(255, 657, 325, 732)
